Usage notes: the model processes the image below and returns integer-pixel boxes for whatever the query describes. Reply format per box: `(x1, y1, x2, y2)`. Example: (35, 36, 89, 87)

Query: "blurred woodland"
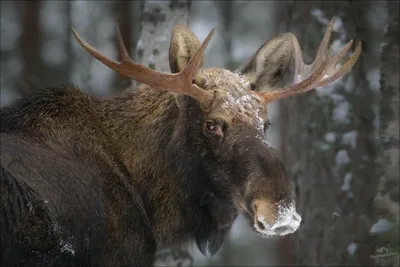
(0, 0, 398, 266)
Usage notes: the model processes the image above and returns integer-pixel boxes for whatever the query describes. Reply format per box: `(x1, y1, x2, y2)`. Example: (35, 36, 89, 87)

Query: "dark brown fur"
(0, 24, 311, 266)
(0, 83, 247, 266)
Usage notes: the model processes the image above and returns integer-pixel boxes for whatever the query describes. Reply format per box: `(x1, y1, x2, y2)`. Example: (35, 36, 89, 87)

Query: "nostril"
(256, 218, 266, 230)
(274, 225, 291, 234)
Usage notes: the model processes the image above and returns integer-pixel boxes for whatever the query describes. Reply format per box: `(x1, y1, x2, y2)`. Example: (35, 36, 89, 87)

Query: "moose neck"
(97, 85, 207, 248)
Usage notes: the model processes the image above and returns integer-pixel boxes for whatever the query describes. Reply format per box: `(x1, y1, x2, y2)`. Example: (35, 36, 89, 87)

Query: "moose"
(0, 18, 360, 266)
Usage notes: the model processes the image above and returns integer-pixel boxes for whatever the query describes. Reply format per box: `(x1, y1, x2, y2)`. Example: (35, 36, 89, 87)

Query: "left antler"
(259, 17, 362, 104)
(71, 24, 216, 107)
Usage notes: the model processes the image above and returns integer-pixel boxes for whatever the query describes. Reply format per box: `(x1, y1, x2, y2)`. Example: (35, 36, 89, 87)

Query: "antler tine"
(71, 27, 120, 72)
(292, 17, 335, 82)
(313, 40, 362, 88)
(115, 24, 130, 61)
(311, 17, 335, 71)
(258, 17, 362, 104)
(258, 57, 329, 103)
(183, 28, 216, 101)
(71, 25, 215, 106)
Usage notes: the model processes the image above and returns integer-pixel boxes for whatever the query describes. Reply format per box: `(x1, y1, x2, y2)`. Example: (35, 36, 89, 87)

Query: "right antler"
(259, 17, 362, 104)
(71, 25, 216, 107)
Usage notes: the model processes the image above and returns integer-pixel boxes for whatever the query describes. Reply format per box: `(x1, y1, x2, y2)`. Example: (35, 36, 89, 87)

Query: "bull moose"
(0, 18, 361, 266)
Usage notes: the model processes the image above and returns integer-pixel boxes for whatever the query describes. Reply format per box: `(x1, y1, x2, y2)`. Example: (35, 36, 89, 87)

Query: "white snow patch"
(370, 219, 394, 235)
(220, 74, 265, 133)
(310, 9, 346, 41)
(335, 149, 350, 166)
(221, 92, 255, 111)
(263, 139, 272, 148)
(344, 75, 356, 92)
(254, 202, 301, 237)
(347, 242, 359, 256)
(333, 17, 344, 33)
(331, 39, 345, 55)
(148, 54, 155, 66)
(315, 83, 335, 97)
(324, 132, 336, 143)
(342, 131, 358, 149)
(154, 248, 192, 267)
(366, 68, 381, 92)
(136, 39, 143, 52)
(310, 9, 330, 26)
(60, 240, 75, 255)
(331, 93, 346, 103)
(317, 87, 347, 105)
(340, 173, 352, 192)
(333, 100, 350, 123)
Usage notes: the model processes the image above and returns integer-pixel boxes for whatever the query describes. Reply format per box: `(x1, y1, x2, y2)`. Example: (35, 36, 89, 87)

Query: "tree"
(133, 1, 194, 266)
(214, 0, 234, 69)
(111, 0, 141, 92)
(275, 1, 384, 265)
(13, 1, 75, 98)
(136, 0, 191, 72)
(18, 0, 43, 95)
(374, 1, 400, 266)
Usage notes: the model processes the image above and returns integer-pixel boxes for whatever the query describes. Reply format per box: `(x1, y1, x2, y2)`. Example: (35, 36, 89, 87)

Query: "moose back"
(0, 19, 361, 266)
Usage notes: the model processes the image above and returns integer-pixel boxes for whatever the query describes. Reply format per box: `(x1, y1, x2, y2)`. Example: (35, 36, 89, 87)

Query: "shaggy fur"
(0, 24, 299, 266)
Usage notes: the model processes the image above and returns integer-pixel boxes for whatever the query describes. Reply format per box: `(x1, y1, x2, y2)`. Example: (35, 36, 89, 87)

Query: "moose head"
(71, 18, 361, 255)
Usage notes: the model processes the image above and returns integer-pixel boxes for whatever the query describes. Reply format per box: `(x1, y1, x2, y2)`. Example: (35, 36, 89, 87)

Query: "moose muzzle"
(252, 199, 301, 236)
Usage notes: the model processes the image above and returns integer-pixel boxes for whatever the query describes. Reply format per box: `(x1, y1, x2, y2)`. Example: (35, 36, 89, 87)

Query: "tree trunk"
(273, 3, 296, 266)
(374, 1, 400, 266)
(276, 1, 383, 265)
(112, 0, 136, 92)
(134, 1, 194, 266)
(64, 1, 73, 84)
(19, 0, 43, 95)
(214, 0, 234, 69)
(136, 0, 191, 72)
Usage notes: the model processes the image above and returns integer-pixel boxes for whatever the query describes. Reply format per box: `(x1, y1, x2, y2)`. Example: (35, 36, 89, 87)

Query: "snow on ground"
(370, 219, 394, 235)
(347, 241, 359, 256)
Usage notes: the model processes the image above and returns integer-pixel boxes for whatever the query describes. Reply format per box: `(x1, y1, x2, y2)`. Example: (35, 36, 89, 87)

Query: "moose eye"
(205, 120, 218, 132)
(203, 120, 224, 138)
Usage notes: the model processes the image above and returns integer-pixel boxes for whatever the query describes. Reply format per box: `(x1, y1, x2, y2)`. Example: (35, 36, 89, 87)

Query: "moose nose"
(270, 210, 301, 235)
(251, 199, 302, 236)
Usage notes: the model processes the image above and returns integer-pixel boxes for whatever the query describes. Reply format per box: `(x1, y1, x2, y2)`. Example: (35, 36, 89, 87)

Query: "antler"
(71, 25, 216, 107)
(259, 17, 362, 103)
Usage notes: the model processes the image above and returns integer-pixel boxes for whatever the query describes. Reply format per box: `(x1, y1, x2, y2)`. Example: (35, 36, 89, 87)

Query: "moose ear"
(169, 24, 206, 86)
(236, 33, 294, 92)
